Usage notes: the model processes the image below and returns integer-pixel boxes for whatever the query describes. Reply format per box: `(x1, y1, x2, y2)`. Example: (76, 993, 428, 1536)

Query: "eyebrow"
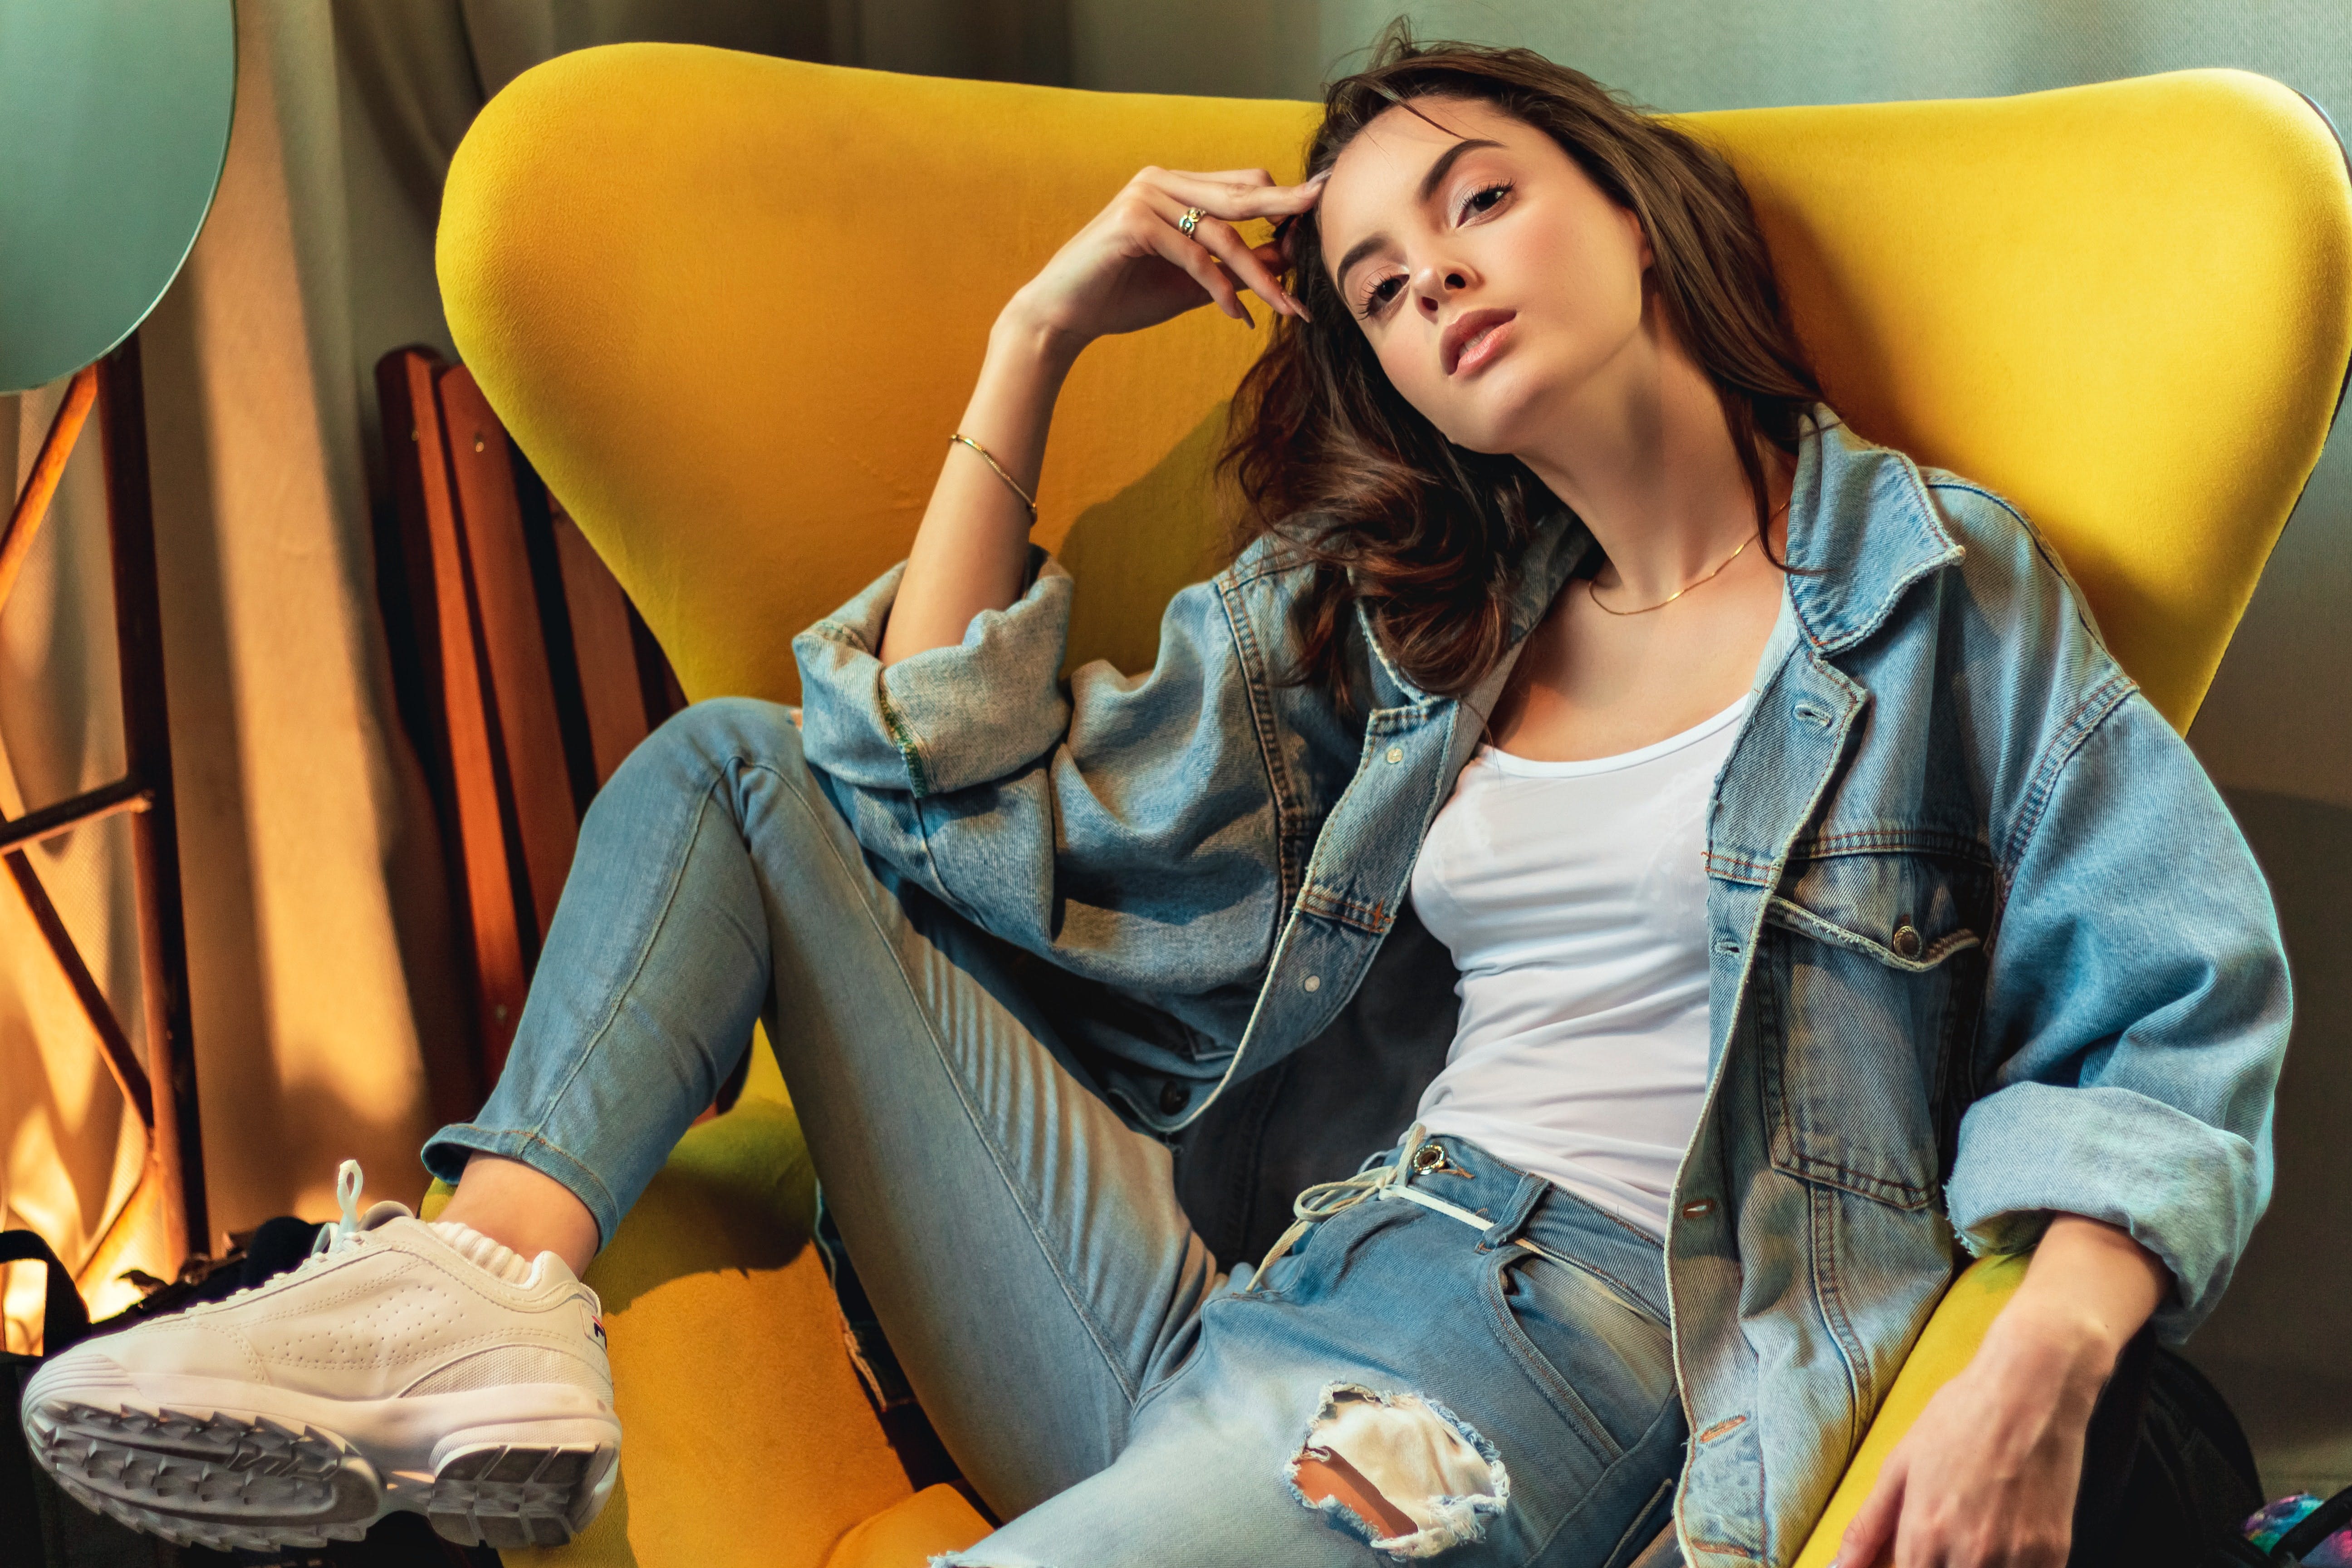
(1331, 138, 1508, 291)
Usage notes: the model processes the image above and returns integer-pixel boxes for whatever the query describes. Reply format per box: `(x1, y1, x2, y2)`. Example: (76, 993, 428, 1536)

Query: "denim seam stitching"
(1995, 672, 2135, 914)
(1295, 884, 1392, 935)
(1808, 1180, 1872, 1455)
(1928, 479, 2118, 654)
(782, 772, 1148, 1407)
(873, 676, 934, 799)
(1217, 572, 1307, 915)
(510, 765, 731, 1239)
(1510, 1236, 1671, 1330)
(1789, 826, 1994, 863)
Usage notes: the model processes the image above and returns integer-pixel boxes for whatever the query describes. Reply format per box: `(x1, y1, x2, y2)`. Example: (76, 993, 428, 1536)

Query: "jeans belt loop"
(1478, 1172, 1549, 1252)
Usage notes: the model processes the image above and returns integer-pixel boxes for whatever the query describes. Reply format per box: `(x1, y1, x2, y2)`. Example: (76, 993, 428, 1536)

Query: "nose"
(1412, 257, 1473, 318)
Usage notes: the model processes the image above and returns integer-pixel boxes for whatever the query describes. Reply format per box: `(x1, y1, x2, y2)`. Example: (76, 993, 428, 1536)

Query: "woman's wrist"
(993, 289, 1091, 377)
(1973, 1291, 2121, 1416)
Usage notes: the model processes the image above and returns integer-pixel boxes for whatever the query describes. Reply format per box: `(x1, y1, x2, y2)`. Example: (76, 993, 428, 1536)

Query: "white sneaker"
(20, 1161, 621, 1552)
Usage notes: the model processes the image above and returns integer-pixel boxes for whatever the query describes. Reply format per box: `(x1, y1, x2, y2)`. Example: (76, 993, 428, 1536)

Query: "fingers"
(1155, 201, 1303, 321)
(1838, 1453, 1907, 1568)
(1169, 237, 1251, 323)
(1137, 165, 1327, 224)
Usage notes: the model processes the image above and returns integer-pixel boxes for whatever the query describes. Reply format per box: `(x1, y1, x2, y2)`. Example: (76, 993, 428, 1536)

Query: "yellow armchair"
(433, 45, 2352, 1567)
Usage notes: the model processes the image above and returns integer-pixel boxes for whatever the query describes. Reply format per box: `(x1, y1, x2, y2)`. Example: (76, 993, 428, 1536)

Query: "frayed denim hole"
(1286, 1383, 1510, 1559)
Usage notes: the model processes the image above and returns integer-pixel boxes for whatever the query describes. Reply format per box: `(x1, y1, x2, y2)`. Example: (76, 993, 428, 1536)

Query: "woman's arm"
(879, 166, 1321, 665)
(1840, 1216, 2170, 1568)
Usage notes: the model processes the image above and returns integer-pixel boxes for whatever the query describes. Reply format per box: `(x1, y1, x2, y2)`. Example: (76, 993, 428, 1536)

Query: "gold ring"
(1178, 206, 1205, 239)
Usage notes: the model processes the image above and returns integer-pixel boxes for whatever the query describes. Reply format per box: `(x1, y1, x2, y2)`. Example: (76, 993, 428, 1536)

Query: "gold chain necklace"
(1586, 530, 1758, 617)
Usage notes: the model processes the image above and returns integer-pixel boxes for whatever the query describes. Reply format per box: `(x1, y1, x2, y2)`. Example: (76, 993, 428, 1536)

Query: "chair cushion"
(820, 1484, 992, 1568)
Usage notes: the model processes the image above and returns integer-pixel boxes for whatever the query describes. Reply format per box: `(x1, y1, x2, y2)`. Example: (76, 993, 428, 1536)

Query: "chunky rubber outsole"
(24, 1398, 619, 1551)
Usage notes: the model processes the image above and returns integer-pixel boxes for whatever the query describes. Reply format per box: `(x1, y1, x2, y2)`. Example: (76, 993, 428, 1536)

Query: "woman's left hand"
(1836, 1215, 2170, 1568)
(1834, 1304, 2099, 1568)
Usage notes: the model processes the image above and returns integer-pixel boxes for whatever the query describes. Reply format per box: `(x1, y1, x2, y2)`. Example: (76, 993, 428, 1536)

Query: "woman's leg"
(423, 697, 1219, 1514)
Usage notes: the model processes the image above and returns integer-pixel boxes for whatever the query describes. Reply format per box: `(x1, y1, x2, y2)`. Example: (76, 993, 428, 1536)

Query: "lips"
(1441, 308, 1516, 376)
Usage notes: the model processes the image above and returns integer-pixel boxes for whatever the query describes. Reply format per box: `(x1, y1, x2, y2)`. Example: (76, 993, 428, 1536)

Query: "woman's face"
(1316, 97, 1653, 456)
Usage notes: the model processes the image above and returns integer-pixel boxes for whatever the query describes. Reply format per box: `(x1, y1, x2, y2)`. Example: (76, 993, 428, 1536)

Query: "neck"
(1513, 307, 1784, 601)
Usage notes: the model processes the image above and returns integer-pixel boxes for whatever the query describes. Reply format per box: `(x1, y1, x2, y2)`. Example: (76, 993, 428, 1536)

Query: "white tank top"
(1407, 696, 1748, 1237)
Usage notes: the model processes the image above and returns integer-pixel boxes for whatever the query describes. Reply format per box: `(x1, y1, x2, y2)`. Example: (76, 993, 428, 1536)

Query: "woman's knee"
(621, 696, 809, 791)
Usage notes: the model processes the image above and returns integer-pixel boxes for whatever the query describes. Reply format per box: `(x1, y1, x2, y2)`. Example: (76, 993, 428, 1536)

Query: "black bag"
(2075, 1331, 2276, 1567)
(1, 1228, 175, 1566)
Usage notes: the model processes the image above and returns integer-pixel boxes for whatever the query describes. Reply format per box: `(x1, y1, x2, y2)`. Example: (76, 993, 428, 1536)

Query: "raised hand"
(1004, 166, 1325, 350)
(882, 163, 1323, 665)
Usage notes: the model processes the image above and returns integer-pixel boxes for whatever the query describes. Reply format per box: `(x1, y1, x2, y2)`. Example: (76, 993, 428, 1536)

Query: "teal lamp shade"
(0, 0, 236, 395)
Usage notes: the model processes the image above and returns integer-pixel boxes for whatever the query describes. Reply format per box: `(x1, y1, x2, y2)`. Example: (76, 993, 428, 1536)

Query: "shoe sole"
(23, 1384, 619, 1551)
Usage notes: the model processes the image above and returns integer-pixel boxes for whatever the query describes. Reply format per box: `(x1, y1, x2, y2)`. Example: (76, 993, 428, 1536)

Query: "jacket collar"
(1778, 408, 1966, 656)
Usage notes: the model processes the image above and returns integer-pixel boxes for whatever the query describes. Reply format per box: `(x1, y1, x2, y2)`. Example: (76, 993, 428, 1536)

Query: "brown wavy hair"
(1221, 24, 1821, 703)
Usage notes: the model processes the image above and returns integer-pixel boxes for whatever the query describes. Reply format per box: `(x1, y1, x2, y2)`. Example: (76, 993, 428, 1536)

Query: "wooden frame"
(0, 333, 208, 1277)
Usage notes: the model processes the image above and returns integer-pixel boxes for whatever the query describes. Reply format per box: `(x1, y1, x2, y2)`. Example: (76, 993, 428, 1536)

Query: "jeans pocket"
(1483, 1245, 1676, 1467)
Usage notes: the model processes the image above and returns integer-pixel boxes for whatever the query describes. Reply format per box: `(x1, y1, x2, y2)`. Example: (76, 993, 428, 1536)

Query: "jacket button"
(1158, 1081, 1190, 1115)
(1681, 1198, 1716, 1220)
(1386, 746, 1404, 764)
(1891, 923, 1923, 959)
(1303, 974, 1321, 992)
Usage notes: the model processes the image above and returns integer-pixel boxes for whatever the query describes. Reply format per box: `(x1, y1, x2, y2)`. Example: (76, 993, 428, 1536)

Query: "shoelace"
(193, 1159, 369, 1309)
(1254, 1123, 1496, 1281)
(309, 1158, 368, 1259)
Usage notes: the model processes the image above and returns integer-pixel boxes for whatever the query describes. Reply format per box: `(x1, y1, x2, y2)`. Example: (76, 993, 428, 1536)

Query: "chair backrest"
(438, 46, 2351, 732)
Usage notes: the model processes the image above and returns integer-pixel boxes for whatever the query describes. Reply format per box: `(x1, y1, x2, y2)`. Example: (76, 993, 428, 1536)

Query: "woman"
(26, 30, 2286, 1568)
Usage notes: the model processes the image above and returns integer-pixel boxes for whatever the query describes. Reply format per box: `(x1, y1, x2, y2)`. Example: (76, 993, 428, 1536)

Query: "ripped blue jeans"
(422, 699, 1686, 1566)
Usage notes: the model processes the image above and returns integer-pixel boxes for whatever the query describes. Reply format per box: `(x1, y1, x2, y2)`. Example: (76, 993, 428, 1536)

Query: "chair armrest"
(1793, 1252, 2033, 1566)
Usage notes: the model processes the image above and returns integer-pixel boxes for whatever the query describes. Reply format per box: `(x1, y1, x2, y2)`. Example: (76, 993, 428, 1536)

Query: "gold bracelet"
(948, 433, 1039, 524)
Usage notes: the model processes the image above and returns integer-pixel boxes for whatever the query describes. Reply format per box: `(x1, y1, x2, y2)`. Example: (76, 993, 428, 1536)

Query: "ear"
(1624, 205, 1655, 271)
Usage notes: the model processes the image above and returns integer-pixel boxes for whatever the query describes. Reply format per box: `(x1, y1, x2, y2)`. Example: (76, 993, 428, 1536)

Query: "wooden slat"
(550, 503, 655, 787)
(436, 367, 578, 946)
(377, 348, 528, 1081)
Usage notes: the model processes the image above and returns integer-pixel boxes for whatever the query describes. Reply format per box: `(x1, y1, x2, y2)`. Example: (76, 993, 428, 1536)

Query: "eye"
(1356, 272, 1406, 319)
(1457, 181, 1512, 223)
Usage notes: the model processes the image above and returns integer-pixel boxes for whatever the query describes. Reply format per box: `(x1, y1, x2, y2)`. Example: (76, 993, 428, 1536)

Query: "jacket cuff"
(1945, 1081, 2262, 1342)
(793, 550, 1075, 797)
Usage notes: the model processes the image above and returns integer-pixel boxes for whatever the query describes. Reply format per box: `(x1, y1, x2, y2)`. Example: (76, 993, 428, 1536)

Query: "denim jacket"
(794, 410, 2288, 1565)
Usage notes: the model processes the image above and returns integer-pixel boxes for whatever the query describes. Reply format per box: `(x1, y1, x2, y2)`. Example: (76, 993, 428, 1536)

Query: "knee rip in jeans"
(1286, 1384, 1509, 1559)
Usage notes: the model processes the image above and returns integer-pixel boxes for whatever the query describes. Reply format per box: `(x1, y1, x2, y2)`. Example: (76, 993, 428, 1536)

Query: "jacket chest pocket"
(1753, 852, 1991, 1209)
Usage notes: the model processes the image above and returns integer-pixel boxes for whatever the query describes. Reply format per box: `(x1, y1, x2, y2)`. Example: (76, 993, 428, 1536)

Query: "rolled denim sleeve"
(1947, 687, 2290, 1340)
(791, 549, 1288, 1017)
(796, 553, 1077, 798)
